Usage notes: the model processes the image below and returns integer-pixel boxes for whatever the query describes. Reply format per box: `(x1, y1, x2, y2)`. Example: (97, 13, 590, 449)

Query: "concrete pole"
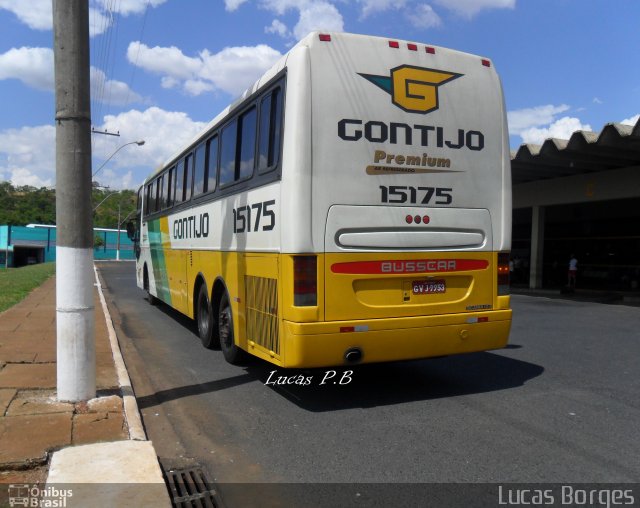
(116, 202, 121, 261)
(529, 205, 546, 289)
(53, 0, 96, 401)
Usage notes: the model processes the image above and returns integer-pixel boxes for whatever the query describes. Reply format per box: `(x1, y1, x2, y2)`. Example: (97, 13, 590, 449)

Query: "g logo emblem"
(359, 65, 462, 114)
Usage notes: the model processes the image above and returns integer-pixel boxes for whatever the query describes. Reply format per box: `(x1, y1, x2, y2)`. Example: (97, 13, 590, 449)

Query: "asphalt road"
(97, 262, 640, 506)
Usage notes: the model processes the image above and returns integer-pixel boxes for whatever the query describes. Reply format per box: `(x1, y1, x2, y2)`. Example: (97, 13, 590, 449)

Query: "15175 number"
(233, 200, 276, 233)
(379, 185, 453, 205)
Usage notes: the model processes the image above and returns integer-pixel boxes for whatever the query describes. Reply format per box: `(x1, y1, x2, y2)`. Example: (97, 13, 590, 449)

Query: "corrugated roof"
(510, 117, 640, 185)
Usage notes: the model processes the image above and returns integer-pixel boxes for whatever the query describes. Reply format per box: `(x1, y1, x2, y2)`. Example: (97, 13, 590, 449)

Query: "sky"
(0, 0, 638, 190)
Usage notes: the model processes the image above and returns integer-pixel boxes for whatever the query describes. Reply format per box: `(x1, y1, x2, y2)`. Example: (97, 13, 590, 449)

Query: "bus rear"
(280, 32, 511, 367)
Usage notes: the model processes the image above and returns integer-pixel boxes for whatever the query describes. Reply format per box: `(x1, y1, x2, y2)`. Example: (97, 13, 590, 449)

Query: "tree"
(0, 182, 137, 229)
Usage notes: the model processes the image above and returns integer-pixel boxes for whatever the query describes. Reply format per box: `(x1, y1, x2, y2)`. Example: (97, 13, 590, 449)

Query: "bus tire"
(218, 292, 246, 365)
(197, 284, 218, 349)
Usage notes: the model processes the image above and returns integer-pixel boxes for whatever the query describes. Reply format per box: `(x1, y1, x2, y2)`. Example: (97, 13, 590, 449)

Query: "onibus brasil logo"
(358, 65, 462, 114)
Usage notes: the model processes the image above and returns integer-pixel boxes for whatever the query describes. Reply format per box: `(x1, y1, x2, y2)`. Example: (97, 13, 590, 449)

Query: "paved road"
(97, 262, 640, 505)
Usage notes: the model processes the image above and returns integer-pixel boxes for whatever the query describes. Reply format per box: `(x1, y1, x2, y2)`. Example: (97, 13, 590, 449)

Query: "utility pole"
(53, 0, 95, 401)
(116, 202, 121, 261)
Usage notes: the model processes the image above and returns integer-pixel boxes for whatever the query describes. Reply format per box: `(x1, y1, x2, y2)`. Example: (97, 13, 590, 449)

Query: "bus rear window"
(258, 87, 282, 173)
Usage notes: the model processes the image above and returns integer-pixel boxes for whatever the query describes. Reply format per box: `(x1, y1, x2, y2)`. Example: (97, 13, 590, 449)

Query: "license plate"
(412, 279, 446, 295)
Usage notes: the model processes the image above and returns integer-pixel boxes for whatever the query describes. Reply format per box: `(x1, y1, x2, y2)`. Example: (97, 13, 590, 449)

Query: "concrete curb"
(93, 265, 146, 441)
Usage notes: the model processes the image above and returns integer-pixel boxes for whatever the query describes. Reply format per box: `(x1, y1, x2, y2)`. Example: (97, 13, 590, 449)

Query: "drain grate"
(164, 466, 221, 508)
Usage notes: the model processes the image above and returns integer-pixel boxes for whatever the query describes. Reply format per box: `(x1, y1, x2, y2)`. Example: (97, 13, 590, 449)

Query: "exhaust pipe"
(344, 347, 363, 364)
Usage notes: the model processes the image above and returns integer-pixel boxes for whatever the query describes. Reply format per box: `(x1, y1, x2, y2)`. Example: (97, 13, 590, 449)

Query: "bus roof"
(144, 31, 494, 183)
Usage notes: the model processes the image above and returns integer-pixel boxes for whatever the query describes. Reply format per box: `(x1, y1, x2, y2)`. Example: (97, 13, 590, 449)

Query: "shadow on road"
(246, 351, 543, 412)
(110, 285, 543, 414)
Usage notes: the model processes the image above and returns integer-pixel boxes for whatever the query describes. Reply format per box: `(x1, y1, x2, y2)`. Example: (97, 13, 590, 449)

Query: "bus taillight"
(497, 252, 510, 295)
(294, 256, 317, 306)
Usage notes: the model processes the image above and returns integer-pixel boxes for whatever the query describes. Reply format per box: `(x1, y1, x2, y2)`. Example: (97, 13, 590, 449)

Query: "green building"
(0, 224, 134, 267)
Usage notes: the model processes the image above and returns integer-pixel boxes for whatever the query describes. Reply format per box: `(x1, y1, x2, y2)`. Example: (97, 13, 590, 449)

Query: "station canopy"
(510, 117, 640, 185)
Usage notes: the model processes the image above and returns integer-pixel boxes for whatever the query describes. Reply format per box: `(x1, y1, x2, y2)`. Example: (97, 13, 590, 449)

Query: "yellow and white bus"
(130, 32, 512, 368)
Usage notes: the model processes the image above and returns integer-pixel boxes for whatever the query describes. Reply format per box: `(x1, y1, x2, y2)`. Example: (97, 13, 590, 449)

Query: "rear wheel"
(218, 292, 246, 364)
(197, 284, 218, 349)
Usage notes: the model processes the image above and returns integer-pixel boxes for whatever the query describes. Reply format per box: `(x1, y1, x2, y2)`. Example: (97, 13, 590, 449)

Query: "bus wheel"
(197, 284, 218, 349)
(218, 292, 246, 365)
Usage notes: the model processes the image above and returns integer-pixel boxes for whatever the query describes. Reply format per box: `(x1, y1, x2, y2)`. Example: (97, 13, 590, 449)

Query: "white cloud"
(94, 107, 207, 174)
(225, 0, 251, 11)
(0, 46, 142, 105)
(95, 0, 168, 16)
(0, 0, 52, 30)
(407, 4, 442, 28)
(260, 0, 309, 16)
(0, 125, 55, 188)
(520, 116, 592, 145)
(0, 107, 207, 189)
(293, 1, 344, 39)
(507, 104, 570, 135)
(7, 168, 52, 188)
(127, 43, 202, 80)
(621, 114, 639, 126)
(0, 0, 166, 36)
(0, 47, 54, 90)
(239, 0, 344, 40)
(265, 19, 289, 37)
(200, 46, 284, 95)
(433, 0, 515, 18)
(359, 0, 406, 18)
(508, 104, 593, 145)
(128, 41, 283, 97)
(90, 67, 143, 106)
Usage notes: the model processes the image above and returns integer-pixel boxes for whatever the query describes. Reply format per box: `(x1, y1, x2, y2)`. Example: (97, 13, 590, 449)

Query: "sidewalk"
(0, 271, 170, 506)
(511, 285, 640, 306)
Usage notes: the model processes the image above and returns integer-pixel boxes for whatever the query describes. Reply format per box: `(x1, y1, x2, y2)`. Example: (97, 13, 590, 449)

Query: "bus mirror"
(126, 220, 137, 240)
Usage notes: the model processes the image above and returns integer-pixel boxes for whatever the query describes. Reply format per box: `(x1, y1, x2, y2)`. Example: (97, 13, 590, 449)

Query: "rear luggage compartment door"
(324, 205, 494, 321)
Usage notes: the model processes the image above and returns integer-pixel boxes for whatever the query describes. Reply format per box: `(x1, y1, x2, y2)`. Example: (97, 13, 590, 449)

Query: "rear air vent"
(245, 276, 279, 355)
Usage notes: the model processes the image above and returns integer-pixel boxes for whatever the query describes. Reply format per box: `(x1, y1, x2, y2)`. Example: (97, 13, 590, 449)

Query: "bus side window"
(158, 174, 166, 210)
(167, 166, 175, 207)
(206, 135, 218, 193)
(220, 119, 237, 187)
(174, 160, 185, 204)
(184, 153, 194, 201)
(193, 143, 206, 196)
(258, 87, 282, 173)
(238, 106, 257, 181)
(144, 184, 150, 217)
(155, 177, 162, 211)
(148, 180, 156, 214)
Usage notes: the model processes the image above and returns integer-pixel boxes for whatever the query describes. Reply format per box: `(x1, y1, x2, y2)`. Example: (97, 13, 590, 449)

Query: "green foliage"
(0, 182, 138, 229)
(0, 181, 56, 225)
(0, 262, 56, 312)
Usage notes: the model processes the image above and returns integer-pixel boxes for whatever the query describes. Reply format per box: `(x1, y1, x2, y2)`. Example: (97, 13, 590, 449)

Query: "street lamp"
(116, 207, 137, 261)
(92, 140, 145, 178)
(92, 189, 118, 212)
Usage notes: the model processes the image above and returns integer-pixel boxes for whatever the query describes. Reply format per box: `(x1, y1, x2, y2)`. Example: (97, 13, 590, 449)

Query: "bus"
(129, 31, 512, 368)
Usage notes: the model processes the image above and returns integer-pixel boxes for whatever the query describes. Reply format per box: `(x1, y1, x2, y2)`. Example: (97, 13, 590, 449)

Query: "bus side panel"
(187, 250, 283, 365)
(146, 217, 171, 304)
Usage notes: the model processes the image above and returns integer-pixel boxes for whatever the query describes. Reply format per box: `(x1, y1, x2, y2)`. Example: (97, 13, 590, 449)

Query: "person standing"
(567, 254, 578, 289)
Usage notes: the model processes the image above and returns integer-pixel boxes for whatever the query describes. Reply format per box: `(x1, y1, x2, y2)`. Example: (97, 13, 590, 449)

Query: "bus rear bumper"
(281, 310, 512, 368)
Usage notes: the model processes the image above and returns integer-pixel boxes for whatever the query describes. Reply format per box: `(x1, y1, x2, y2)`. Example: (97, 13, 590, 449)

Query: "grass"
(0, 262, 56, 313)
